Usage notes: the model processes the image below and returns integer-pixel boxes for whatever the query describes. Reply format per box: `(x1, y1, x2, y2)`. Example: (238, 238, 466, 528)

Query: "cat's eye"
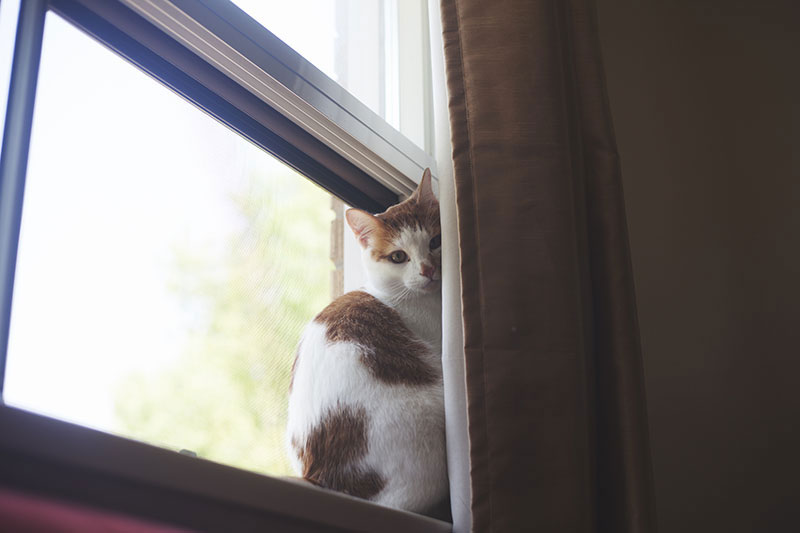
(429, 234, 441, 250)
(389, 250, 408, 264)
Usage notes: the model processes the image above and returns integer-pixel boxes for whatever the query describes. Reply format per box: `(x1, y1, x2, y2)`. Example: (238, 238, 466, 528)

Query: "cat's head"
(346, 169, 441, 300)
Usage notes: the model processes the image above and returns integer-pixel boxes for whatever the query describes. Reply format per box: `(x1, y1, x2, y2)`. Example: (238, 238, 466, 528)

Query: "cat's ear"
(346, 208, 380, 248)
(410, 168, 437, 207)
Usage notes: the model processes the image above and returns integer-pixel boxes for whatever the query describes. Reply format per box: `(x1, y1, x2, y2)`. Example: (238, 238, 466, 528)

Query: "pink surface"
(0, 486, 191, 532)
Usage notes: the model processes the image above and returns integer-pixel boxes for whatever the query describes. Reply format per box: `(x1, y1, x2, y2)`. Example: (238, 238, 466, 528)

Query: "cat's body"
(286, 170, 447, 514)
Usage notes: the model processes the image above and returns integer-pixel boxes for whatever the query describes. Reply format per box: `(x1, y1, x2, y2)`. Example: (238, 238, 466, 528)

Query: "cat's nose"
(420, 263, 436, 280)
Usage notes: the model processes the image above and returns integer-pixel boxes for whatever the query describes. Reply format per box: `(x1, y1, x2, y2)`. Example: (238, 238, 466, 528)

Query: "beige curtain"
(439, 0, 657, 530)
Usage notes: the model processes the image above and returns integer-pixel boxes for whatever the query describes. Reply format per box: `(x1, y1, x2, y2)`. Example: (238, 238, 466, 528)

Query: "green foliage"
(114, 168, 332, 476)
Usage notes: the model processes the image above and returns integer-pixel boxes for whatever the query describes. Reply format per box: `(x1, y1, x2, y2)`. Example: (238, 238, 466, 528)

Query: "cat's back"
(287, 290, 439, 418)
(285, 290, 446, 511)
(312, 290, 438, 384)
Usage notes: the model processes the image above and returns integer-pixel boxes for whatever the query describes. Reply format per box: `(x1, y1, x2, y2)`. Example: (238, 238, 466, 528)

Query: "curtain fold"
(439, 0, 656, 531)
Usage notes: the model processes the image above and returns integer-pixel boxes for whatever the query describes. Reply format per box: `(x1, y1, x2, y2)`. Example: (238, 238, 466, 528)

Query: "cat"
(285, 168, 447, 515)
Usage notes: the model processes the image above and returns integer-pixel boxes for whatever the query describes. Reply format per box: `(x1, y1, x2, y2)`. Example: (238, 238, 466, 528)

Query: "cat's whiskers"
(383, 281, 414, 304)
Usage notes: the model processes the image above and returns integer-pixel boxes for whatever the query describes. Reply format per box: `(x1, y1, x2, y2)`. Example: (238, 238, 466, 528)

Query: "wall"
(596, 1, 800, 531)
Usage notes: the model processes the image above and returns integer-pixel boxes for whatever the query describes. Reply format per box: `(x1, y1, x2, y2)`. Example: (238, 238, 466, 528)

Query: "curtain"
(439, 0, 657, 531)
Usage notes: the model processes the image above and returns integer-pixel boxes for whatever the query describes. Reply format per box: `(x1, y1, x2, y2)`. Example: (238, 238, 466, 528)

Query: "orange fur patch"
(367, 196, 440, 260)
(295, 405, 386, 499)
(314, 291, 437, 386)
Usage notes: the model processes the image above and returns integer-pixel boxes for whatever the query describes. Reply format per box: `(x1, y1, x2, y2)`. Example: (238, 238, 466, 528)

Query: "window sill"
(0, 405, 451, 532)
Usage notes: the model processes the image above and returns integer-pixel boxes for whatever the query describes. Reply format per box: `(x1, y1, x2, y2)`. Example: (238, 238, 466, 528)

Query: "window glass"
(230, 0, 432, 152)
(3, 12, 335, 476)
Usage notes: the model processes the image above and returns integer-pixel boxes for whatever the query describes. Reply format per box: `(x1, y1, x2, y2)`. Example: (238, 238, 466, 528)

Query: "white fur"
(286, 225, 447, 513)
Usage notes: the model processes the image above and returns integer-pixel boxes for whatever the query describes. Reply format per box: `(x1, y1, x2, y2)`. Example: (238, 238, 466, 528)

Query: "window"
(0, 1, 448, 531)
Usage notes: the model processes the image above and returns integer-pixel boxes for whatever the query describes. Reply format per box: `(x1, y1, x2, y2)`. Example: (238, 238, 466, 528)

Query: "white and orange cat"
(286, 169, 447, 515)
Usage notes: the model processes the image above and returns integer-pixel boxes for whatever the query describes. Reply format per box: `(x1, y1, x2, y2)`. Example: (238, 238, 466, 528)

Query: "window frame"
(0, 0, 449, 530)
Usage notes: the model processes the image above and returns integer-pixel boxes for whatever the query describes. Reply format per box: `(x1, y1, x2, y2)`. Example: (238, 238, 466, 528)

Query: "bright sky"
(1, 3, 348, 432)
